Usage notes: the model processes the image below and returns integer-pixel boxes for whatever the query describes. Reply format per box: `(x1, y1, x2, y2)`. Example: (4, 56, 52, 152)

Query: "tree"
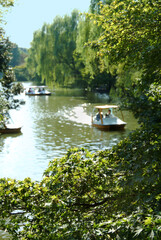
(9, 44, 28, 68)
(75, 13, 116, 92)
(88, 0, 161, 125)
(89, 0, 112, 13)
(10, 45, 29, 82)
(27, 10, 81, 87)
(9, 43, 21, 67)
(0, 0, 23, 122)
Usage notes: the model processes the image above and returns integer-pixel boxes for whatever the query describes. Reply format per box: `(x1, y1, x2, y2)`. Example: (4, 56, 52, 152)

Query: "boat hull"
(25, 93, 51, 96)
(92, 123, 126, 131)
(0, 127, 22, 134)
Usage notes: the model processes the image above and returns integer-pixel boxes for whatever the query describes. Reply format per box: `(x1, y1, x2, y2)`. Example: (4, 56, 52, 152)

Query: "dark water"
(0, 83, 138, 239)
(0, 84, 138, 182)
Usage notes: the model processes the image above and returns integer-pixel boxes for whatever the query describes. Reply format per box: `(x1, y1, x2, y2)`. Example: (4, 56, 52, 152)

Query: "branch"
(73, 196, 115, 209)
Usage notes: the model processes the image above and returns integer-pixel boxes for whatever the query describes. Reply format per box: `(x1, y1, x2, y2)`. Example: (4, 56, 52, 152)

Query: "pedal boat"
(25, 86, 51, 96)
(92, 105, 126, 131)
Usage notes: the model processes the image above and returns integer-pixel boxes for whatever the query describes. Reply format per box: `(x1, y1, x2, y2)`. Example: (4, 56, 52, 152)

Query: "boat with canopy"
(92, 105, 126, 131)
(25, 86, 51, 96)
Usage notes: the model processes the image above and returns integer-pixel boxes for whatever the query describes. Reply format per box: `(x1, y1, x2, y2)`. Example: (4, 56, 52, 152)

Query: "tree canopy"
(26, 7, 116, 92)
(27, 10, 81, 87)
(88, 0, 161, 125)
(0, 0, 14, 24)
(0, 0, 23, 125)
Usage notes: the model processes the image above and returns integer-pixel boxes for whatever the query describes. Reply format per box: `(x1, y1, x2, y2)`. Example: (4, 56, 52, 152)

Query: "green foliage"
(0, 29, 11, 72)
(0, 0, 14, 23)
(0, 0, 14, 8)
(0, 0, 23, 121)
(0, 28, 15, 116)
(89, 0, 112, 14)
(0, 126, 161, 239)
(0, 2, 13, 122)
(27, 10, 81, 87)
(88, 0, 161, 125)
(26, 7, 116, 91)
(9, 43, 21, 67)
(90, 0, 160, 71)
(10, 44, 28, 68)
(75, 13, 116, 92)
(14, 64, 29, 82)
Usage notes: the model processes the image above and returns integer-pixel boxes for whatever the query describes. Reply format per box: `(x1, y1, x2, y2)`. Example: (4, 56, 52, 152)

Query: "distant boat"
(92, 105, 126, 131)
(0, 125, 22, 134)
(0, 113, 22, 134)
(25, 86, 51, 96)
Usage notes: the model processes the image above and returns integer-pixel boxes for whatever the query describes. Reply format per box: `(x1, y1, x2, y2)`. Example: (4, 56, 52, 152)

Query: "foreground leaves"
(0, 124, 161, 239)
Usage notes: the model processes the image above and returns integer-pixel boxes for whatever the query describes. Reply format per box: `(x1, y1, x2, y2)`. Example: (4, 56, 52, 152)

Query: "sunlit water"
(0, 84, 138, 182)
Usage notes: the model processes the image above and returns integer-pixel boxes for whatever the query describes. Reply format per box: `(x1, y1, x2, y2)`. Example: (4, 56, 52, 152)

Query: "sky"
(4, 0, 91, 49)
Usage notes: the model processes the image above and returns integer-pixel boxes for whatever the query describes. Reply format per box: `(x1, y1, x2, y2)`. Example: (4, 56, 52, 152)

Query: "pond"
(0, 83, 138, 182)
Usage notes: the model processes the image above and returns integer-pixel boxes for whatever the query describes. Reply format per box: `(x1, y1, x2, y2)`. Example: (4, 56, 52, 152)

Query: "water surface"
(0, 84, 138, 181)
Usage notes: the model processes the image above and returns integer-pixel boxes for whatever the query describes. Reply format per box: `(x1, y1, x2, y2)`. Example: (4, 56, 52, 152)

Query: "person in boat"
(105, 109, 111, 118)
(96, 110, 103, 121)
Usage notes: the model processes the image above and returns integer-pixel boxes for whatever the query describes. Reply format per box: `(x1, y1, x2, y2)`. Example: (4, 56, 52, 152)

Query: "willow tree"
(27, 25, 49, 83)
(75, 12, 116, 93)
(27, 10, 81, 87)
(73, 0, 117, 92)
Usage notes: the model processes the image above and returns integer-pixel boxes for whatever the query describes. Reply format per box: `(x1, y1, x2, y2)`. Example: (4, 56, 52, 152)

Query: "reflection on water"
(0, 84, 138, 182)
